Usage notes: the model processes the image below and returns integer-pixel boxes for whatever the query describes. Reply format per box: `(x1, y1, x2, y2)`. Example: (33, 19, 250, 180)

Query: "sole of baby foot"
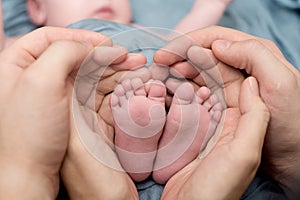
(152, 82, 222, 184)
(112, 78, 166, 182)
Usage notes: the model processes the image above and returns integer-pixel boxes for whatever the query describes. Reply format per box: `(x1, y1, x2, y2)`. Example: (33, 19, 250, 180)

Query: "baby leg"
(153, 82, 222, 184)
(111, 78, 166, 182)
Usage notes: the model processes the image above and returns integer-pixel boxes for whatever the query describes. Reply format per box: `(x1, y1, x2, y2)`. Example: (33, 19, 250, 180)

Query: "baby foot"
(111, 78, 166, 182)
(152, 82, 223, 184)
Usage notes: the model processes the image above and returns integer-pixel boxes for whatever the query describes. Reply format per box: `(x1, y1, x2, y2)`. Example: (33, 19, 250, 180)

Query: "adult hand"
(0, 27, 110, 199)
(166, 76, 269, 200)
(153, 43, 269, 199)
(154, 25, 300, 198)
(212, 37, 300, 198)
(61, 46, 149, 200)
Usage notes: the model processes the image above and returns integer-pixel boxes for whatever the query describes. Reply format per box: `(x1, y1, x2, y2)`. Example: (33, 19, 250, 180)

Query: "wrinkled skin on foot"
(111, 76, 223, 184)
(153, 82, 223, 184)
(112, 78, 166, 182)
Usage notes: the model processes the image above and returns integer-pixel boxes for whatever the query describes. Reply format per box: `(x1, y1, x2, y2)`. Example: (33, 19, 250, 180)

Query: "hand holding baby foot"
(154, 38, 269, 199)
(162, 76, 269, 200)
(61, 46, 148, 200)
(0, 27, 108, 199)
(165, 25, 300, 198)
(212, 38, 300, 198)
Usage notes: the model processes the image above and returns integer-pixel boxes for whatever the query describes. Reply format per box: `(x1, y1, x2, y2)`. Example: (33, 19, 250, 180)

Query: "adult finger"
(187, 45, 244, 108)
(72, 46, 128, 108)
(154, 34, 196, 66)
(16, 27, 111, 56)
(212, 39, 300, 90)
(234, 77, 270, 158)
(80, 48, 146, 79)
(189, 26, 284, 61)
(76, 46, 129, 78)
(111, 53, 146, 71)
(154, 26, 251, 66)
(26, 40, 93, 85)
(74, 49, 148, 108)
(154, 26, 283, 67)
(3, 27, 111, 69)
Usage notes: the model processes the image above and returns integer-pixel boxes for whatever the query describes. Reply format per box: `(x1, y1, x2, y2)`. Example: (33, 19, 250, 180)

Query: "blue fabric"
(130, 0, 194, 28)
(135, 177, 164, 200)
(274, 0, 300, 9)
(241, 172, 285, 200)
(3, 0, 37, 36)
(68, 19, 168, 67)
(219, 0, 300, 70)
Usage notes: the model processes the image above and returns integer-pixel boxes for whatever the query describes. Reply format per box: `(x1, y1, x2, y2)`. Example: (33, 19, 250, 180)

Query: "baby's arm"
(174, 0, 233, 33)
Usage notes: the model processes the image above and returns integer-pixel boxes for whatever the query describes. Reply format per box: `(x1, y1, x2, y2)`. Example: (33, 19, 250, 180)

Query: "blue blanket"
(220, 0, 300, 70)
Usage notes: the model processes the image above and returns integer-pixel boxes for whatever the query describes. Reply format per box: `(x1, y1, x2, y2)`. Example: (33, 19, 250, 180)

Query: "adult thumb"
(212, 39, 295, 87)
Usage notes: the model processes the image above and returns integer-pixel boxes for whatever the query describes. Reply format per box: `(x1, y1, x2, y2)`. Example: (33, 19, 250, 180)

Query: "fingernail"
(214, 40, 231, 51)
(248, 76, 259, 95)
